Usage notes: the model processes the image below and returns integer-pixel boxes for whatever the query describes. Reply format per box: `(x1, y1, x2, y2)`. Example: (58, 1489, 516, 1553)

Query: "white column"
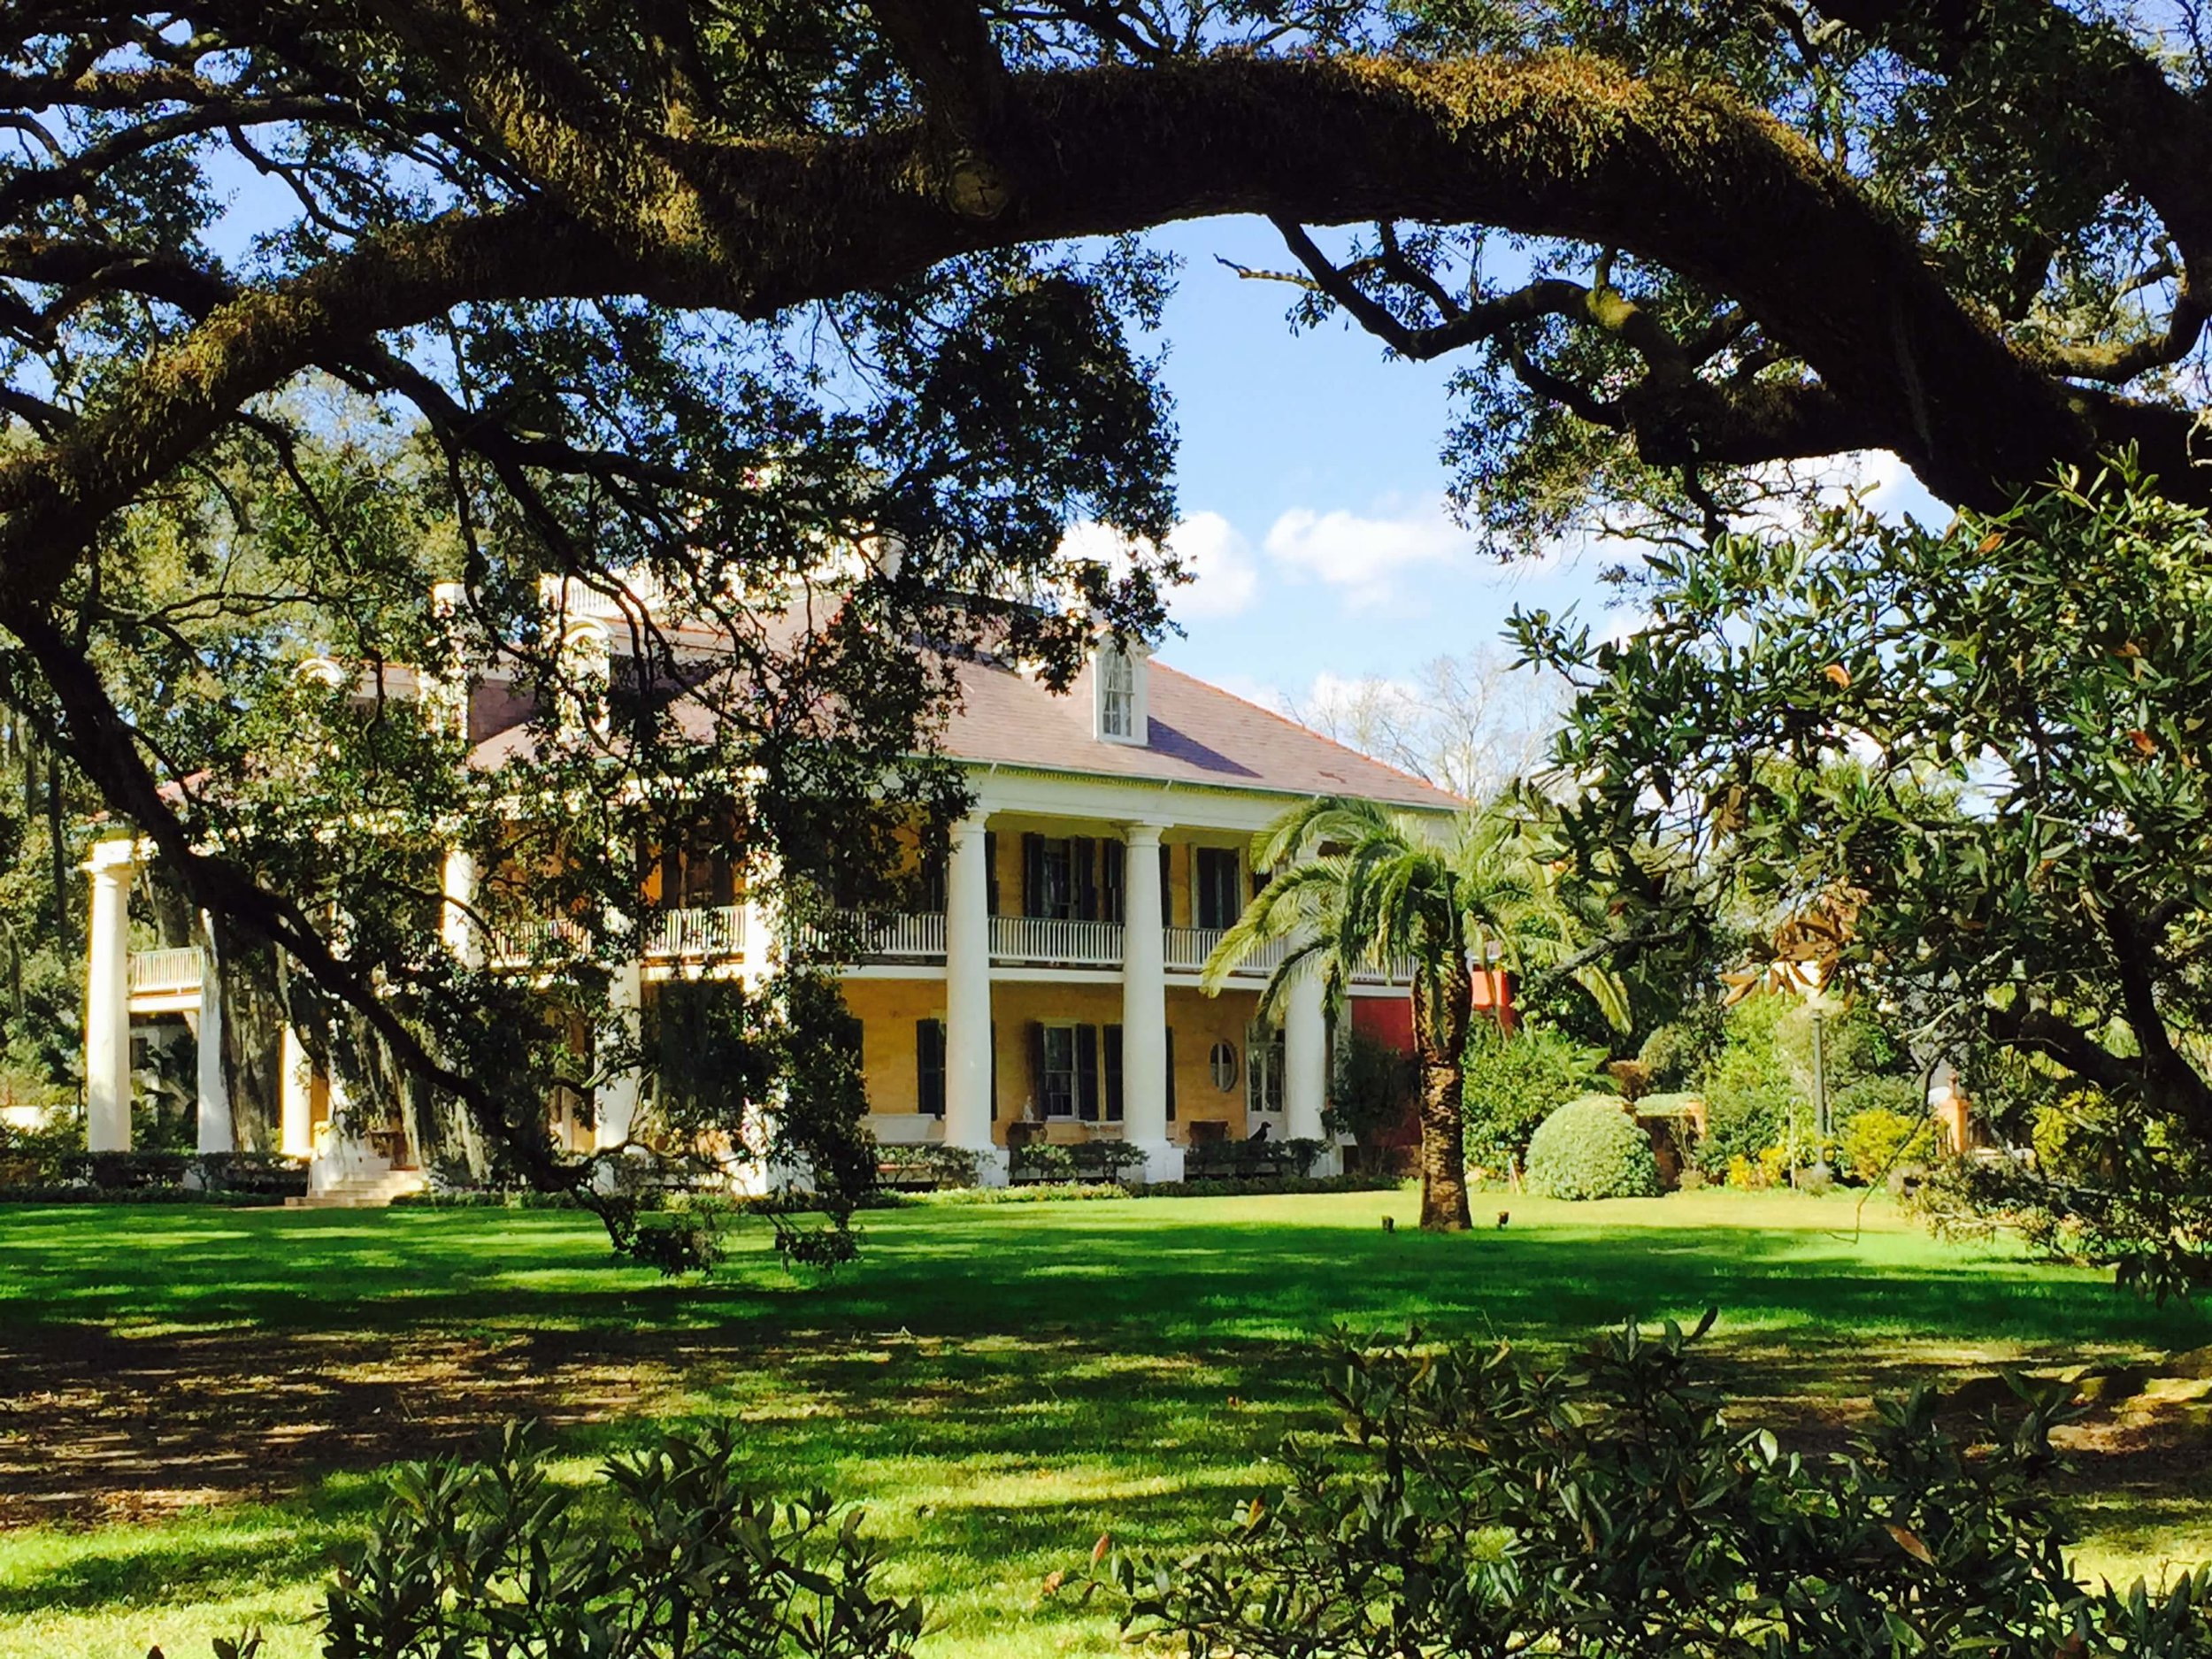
(1284, 968, 1337, 1172)
(1121, 822, 1180, 1182)
(195, 911, 233, 1154)
(943, 810, 1002, 1182)
(441, 848, 482, 967)
(83, 837, 138, 1152)
(595, 958, 643, 1152)
(280, 1025, 315, 1157)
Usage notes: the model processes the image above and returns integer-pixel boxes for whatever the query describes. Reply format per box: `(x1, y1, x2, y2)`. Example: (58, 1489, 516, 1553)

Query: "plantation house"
(81, 581, 1460, 1198)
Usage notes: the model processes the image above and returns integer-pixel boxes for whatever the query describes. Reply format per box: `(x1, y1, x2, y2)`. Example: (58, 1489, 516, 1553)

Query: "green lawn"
(1, 1187, 2208, 1658)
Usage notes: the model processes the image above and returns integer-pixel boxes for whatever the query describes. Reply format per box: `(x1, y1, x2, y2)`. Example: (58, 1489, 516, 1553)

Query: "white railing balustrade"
(870, 910, 946, 957)
(1164, 926, 1287, 976)
(482, 900, 1427, 982)
(989, 915, 1125, 968)
(128, 947, 205, 995)
(789, 910, 947, 961)
(645, 903, 747, 960)
(488, 917, 593, 968)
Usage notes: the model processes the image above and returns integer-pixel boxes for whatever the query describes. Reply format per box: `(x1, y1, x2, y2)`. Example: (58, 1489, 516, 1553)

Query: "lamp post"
(1809, 1003, 1831, 1181)
(1781, 958, 1832, 1183)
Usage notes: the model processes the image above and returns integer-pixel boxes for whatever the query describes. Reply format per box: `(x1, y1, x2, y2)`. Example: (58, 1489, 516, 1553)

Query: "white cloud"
(1163, 511, 1259, 620)
(1261, 498, 1475, 605)
(1058, 511, 1260, 623)
(1596, 606, 1651, 647)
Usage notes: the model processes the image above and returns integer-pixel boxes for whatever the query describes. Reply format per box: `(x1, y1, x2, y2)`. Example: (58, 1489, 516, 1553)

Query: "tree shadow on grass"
(4, 1198, 2208, 1532)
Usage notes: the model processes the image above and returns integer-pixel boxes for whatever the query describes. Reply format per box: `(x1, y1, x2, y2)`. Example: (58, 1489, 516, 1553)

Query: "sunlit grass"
(2, 1187, 2208, 1657)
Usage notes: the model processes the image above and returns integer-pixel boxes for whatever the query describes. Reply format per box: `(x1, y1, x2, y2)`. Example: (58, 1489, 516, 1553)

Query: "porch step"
(286, 1169, 426, 1209)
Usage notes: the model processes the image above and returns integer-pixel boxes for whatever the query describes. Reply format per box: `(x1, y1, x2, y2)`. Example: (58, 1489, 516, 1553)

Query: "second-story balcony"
(490, 903, 749, 971)
(812, 910, 1411, 983)
(129, 945, 206, 996)
(483, 903, 1415, 984)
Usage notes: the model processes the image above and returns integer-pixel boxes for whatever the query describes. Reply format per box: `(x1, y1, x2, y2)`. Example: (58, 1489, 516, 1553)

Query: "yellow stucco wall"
(838, 975, 1263, 1144)
(839, 977, 947, 1118)
(1171, 983, 1256, 1135)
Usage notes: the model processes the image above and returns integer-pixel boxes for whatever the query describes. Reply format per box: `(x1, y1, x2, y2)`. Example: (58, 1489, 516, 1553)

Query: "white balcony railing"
(645, 903, 747, 961)
(480, 903, 1421, 983)
(989, 915, 1125, 968)
(788, 910, 946, 961)
(1164, 926, 1286, 976)
(487, 917, 594, 969)
(869, 910, 946, 957)
(128, 946, 205, 995)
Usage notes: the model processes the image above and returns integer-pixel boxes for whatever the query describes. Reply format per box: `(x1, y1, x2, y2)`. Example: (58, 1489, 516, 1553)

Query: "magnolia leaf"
(1887, 1523, 1935, 1565)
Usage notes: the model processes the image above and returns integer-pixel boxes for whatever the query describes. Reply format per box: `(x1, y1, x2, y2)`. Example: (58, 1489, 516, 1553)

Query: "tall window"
(1195, 847, 1242, 930)
(1040, 1024, 1078, 1117)
(1099, 648, 1137, 740)
(1023, 834, 1106, 919)
(1033, 1021, 1121, 1121)
(1246, 1021, 1286, 1118)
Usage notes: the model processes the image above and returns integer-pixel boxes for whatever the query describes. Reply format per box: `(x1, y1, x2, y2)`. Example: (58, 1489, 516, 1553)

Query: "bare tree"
(1287, 648, 1566, 800)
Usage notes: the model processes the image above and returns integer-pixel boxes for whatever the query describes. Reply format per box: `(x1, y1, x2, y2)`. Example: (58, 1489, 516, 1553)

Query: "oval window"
(1209, 1041, 1238, 1092)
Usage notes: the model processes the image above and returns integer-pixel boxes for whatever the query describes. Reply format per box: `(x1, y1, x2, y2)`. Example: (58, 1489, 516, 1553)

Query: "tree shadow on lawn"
(3, 1200, 2208, 1531)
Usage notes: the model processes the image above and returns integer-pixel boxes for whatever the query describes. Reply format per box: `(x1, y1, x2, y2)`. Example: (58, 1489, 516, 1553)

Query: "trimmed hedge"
(1010, 1140, 1149, 1186)
(0, 1148, 308, 1203)
(0, 1184, 288, 1207)
(1525, 1096, 1663, 1201)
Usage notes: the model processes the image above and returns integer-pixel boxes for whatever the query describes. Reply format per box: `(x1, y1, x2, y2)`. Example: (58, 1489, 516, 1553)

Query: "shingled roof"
(941, 656, 1461, 810)
(461, 634, 1462, 814)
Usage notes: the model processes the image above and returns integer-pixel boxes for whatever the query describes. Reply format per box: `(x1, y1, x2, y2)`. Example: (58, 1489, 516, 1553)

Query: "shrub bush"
(1461, 1021, 1609, 1174)
(1098, 1321, 2212, 1659)
(318, 1422, 921, 1658)
(1696, 993, 1797, 1176)
(874, 1142, 980, 1189)
(1010, 1140, 1148, 1186)
(1327, 1027, 1416, 1148)
(193, 1151, 309, 1198)
(1525, 1095, 1663, 1199)
(1840, 1105, 1935, 1184)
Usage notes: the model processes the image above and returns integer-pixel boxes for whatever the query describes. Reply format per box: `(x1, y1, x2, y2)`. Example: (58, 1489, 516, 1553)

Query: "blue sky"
(1127, 216, 1601, 708)
(1124, 216, 1947, 713)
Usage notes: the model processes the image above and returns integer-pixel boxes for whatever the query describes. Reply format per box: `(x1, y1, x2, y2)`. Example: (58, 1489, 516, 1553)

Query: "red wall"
(1351, 972, 1514, 1148)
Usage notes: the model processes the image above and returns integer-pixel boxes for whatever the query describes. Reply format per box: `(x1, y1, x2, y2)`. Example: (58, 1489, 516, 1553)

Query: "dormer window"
(1095, 641, 1147, 745)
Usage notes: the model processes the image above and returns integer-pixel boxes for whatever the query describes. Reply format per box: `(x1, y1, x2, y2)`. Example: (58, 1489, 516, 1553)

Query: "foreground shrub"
(319, 1423, 921, 1658)
(1524, 1094, 1662, 1199)
(1101, 1319, 2212, 1658)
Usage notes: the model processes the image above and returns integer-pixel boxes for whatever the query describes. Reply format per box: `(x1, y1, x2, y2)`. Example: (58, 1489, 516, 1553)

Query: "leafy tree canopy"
(1523, 465, 2212, 1294)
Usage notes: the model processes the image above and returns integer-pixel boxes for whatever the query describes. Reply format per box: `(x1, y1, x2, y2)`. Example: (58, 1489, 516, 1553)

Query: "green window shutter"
(985, 831, 999, 915)
(1022, 833, 1047, 918)
(1165, 1024, 1177, 1120)
(1072, 836, 1098, 921)
(1077, 1025, 1101, 1122)
(1027, 1019, 1047, 1112)
(1104, 1025, 1124, 1123)
(1101, 838, 1125, 926)
(917, 1019, 946, 1117)
(1159, 843, 1172, 926)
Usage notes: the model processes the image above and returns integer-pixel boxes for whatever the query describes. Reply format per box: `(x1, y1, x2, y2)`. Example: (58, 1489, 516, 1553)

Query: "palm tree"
(1202, 795, 1625, 1232)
